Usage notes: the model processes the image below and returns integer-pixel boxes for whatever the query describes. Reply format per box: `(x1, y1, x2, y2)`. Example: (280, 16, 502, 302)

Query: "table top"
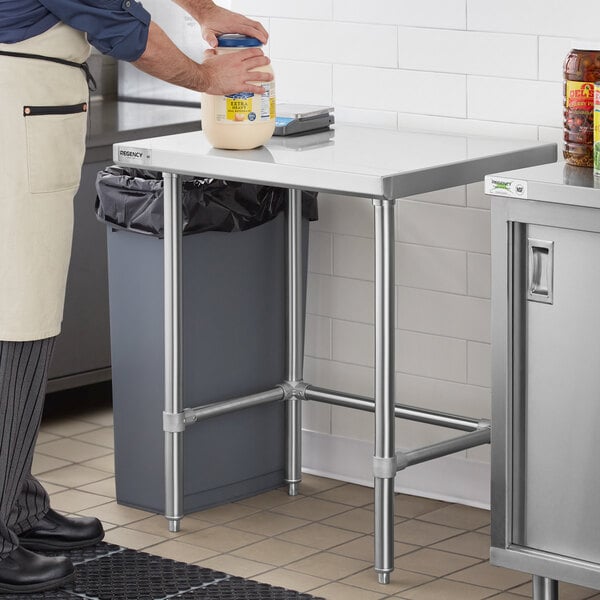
(486, 161, 600, 209)
(114, 125, 557, 199)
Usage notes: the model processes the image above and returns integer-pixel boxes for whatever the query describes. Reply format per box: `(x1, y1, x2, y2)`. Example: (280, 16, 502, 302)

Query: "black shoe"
(0, 546, 74, 594)
(18, 508, 104, 551)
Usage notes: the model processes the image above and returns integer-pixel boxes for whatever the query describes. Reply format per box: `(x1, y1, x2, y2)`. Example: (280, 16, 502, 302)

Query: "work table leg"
(285, 189, 304, 497)
(373, 198, 396, 584)
(533, 576, 559, 599)
(163, 172, 184, 532)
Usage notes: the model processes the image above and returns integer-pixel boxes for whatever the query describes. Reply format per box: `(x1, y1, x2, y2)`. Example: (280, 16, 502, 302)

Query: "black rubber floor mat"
(0, 543, 324, 600)
(46, 542, 123, 564)
(177, 577, 324, 599)
(0, 594, 74, 600)
(71, 548, 227, 599)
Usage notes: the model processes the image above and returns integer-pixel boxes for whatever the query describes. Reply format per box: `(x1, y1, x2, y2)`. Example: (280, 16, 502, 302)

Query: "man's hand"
(200, 48, 272, 95)
(173, 0, 268, 48)
(198, 4, 268, 48)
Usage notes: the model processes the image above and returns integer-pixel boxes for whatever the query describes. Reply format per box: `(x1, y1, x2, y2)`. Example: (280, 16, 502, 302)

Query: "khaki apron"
(0, 23, 91, 341)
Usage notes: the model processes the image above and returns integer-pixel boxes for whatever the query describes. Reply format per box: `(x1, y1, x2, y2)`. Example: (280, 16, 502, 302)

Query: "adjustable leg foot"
(377, 572, 390, 585)
(288, 482, 299, 496)
(167, 518, 181, 533)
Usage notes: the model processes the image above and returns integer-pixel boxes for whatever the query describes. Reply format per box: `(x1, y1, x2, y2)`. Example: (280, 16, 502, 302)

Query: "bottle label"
(216, 82, 275, 123)
(565, 80, 595, 148)
(566, 81, 595, 111)
(594, 86, 600, 174)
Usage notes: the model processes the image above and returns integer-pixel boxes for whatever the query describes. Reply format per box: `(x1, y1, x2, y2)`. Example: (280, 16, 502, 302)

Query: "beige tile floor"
(34, 389, 600, 600)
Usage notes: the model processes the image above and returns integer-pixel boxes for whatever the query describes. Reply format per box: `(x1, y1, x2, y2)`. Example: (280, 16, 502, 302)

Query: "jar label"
(216, 82, 275, 123)
(594, 86, 600, 174)
(566, 81, 595, 111)
(565, 80, 595, 150)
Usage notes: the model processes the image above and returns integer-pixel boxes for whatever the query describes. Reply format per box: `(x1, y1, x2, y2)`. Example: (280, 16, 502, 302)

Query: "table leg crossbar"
(163, 385, 491, 440)
(396, 428, 491, 471)
(162, 179, 491, 582)
(304, 385, 488, 432)
(180, 387, 285, 424)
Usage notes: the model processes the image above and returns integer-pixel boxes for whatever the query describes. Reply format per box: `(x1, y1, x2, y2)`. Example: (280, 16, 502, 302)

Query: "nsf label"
(485, 176, 528, 199)
(116, 146, 152, 165)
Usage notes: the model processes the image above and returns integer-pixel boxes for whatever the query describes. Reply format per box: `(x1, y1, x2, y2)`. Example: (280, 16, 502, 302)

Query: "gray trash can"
(96, 168, 315, 514)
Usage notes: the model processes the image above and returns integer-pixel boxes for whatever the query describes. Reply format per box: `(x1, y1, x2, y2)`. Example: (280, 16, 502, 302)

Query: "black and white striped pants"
(0, 338, 54, 559)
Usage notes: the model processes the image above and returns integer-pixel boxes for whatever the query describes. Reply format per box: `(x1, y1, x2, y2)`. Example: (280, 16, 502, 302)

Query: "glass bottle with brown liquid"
(564, 45, 600, 167)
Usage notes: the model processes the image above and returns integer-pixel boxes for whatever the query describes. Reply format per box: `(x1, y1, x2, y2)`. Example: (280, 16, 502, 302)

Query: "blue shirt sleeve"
(38, 0, 151, 61)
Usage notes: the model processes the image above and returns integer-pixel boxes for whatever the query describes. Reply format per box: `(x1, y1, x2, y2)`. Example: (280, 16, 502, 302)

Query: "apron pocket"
(24, 102, 88, 194)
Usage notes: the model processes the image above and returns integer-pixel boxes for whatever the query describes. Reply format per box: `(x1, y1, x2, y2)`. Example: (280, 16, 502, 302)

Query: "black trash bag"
(95, 166, 318, 237)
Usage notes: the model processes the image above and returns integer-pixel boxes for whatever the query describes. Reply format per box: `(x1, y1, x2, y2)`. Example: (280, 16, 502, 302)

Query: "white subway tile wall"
(467, 0, 600, 38)
(467, 342, 492, 388)
(333, 0, 467, 30)
(222, 0, 600, 504)
(467, 253, 491, 299)
(270, 20, 398, 68)
(396, 242, 467, 295)
(271, 60, 332, 105)
(397, 29, 538, 79)
(307, 232, 333, 276)
(467, 76, 562, 127)
(229, 0, 332, 20)
(538, 37, 575, 82)
(396, 201, 491, 253)
(334, 65, 467, 117)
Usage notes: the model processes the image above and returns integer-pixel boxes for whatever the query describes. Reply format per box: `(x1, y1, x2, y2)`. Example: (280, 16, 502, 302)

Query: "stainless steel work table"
(114, 125, 557, 583)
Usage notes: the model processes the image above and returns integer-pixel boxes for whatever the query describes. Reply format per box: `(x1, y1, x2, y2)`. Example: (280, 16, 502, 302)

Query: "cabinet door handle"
(527, 238, 554, 304)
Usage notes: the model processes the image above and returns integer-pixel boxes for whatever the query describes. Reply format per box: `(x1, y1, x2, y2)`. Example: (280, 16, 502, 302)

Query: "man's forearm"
(132, 21, 207, 92)
(172, 0, 215, 21)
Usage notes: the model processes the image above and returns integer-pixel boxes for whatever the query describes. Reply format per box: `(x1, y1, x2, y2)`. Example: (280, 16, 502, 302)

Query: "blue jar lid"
(217, 34, 262, 47)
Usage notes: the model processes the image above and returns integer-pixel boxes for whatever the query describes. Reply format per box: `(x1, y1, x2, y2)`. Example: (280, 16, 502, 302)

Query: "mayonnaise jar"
(201, 34, 275, 150)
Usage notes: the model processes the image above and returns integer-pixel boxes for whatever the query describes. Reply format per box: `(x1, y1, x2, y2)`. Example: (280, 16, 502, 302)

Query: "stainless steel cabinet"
(488, 162, 600, 598)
